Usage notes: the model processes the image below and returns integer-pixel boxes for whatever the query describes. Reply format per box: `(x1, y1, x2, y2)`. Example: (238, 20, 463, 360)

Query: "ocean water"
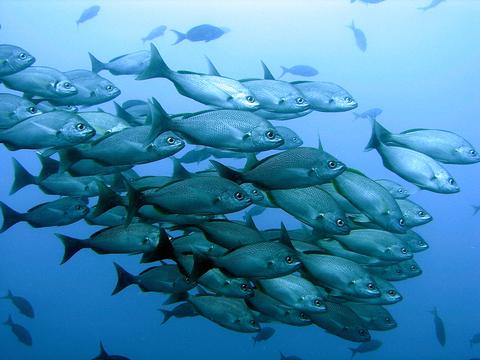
(0, 0, 479, 359)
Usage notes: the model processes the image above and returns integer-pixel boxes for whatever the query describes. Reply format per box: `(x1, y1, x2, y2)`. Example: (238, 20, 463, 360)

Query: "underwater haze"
(1, 0, 479, 359)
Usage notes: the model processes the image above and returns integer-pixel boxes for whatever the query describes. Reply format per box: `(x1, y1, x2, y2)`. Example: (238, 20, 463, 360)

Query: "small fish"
(1, 290, 34, 318)
(160, 303, 198, 325)
(92, 341, 130, 360)
(36, 102, 78, 114)
(3, 315, 32, 346)
(89, 50, 151, 75)
(430, 307, 446, 346)
(349, 340, 383, 359)
(252, 327, 276, 346)
(142, 25, 167, 43)
(198, 268, 255, 298)
(171, 24, 230, 44)
(332, 276, 402, 305)
(472, 205, 480, 216)
(396, 199, 432, 228)
(353, 108, 382, 120)
(470, 333, 480, 347)
(0, 93, 42, 129)
(1, 66, 77, 99)
(346, 303, 397, 331)
(0, 197, 88, 232)
(418, 0, 446, 11)
(280, 353, 303, 360)
(279, 65, 318, 78)
(77, 5, 100, 26)
(292, 81, 357, 112)
(0, 44, 35, 76)
(375, 179, 410, 199)
(275, 126, 303, 149)
(394, 230, 429, 253)
(348, 21, 367, 52)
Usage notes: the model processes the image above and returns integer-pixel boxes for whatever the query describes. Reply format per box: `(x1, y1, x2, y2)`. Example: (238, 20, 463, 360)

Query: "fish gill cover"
(0, 0, 479, 359)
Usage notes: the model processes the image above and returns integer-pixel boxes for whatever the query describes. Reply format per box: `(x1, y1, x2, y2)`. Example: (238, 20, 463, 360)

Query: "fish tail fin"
(144, 98, 173, 146)
(124, 177, 143, 226)
(160, 309, 174, 325)
(92, 181, 124, 218)
(112, 262, 136, 295)
(209, 160, 243, 183)
(0, 201, 24, 233)
(88, 52, 106, 73)
(56, 233, 86, 264)
(58, 147, 82, 173)
(140, 228, 175, 263)
(170, 29, 187, 45)
(92, 341, 109, 360)
(349, 348, 357, 359)
(10, 158, 36, 195)
(136, 44, 172, 80)
(365, 120, 390, 151)
(162, 291, 189, 305)
(113, 102, 138, 126)
(1, 290, 13, 300)
(279, 66, 289, 78)
(352, 112, 361, 120)
(3, 315, 13, 326)
(37, 155, 60, 180)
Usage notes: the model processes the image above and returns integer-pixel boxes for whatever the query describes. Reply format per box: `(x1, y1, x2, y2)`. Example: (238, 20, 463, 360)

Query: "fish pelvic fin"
(88, 52, 106, 73)
(111, 262, 137, 295)
(136, 44, 172, 80)
(10, 158, 37, 195)
(210, 160, 243, 183)
(170, 29, 187, 45)
(0, 202, 24, 233)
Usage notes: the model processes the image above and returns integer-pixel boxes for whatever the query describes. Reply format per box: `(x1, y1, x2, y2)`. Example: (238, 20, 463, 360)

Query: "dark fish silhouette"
(142, 25, 167, 43)
(349, 339, 382, 358)
(472, 205, 480, 216)
(1, 290, 34, 318)
(252, 326, 275, 346)
(280, 352, 303, 360)
(171, 24, 230, 45)
(91, 341, 130, 360)
(347, 21, 367, 52)
(3, 315, 32, 346)
(77, 5, 100, 26)
(430, 307, 446, 346)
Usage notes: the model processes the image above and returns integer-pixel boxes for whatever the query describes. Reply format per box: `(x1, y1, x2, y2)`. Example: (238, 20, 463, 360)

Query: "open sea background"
(0, 0, 479, 359)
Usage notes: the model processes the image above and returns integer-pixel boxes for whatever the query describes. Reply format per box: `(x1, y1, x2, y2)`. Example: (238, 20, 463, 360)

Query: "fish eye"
(241, 284, 249, 291)
(385, 317, 391, 323)
(285, 255, 293, 264)
(166, 136, 176, 145)
(344, 97, 352, 102)
(106, 85, 113, 91)
(336, 219, 345, 227)
(27, 106, 37, 114)
(299, 312, 307, 319)
(246, 95, 255, 103)
(292, 137, 297, 142)
(401, 247, 407, 254)
(265, 130, 275, 139)
(75, 123, 86, 131)
(469, 149, 476, 155)
(252, 189, 259, 195)
(367, 283, 376, 290)
(249, 319, 256, 325)
(359, 329, 367, 336)
(234, 192, 245, 200)
(399, 218, 405, 226)
(410, 265, 417, 271)
(448, 178, 456, 185)
(19, 53, 27, 60)
(387, 290, 396, 296)
(296, 97, 305, 105)
(397, 188, 403, 193)
(64, 82, 72, 89)
(327, 160, 337, 169)
(418, 211, 425, 217)
(314, 299, 322, 307)
(185, 276, 191, 283)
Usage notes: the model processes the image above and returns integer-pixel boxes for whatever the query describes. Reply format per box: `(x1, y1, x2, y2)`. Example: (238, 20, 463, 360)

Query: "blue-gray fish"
(77, 5, 100, 25)
(346, 303, 396, 331)
(73, 111, 130, 139)
(142, 25, 167, 43)
(1, 66, 77, 98)
(89, 50, 151, 75)
(276, 126, 303, 149)
(0, 197, 88, 232)
(1, 290, 34, 318)
(171, 24, 230, 44)
(375, 179, 410, 199)
(349, 340, 383, 359)
(92, 342, 130, 360)
(353, 108, 382, 120)
(198, 269, 254, 298)
(280, 353, 303, 360)
(348, 21, 367, 52)
(292, 81, 357, 112)
(280, 65, 318, 78)
(138, 45, 259, 111)
(430, 307, 446, 346)
(36, 101, 78, 114)
(418, 0, 446, 11)
(0, 44, 35, 76)
(3, 315, 32, 346)
(0, 93, 42, 128)
(252, 327, 275, 346)
(396, 199, 432, 228)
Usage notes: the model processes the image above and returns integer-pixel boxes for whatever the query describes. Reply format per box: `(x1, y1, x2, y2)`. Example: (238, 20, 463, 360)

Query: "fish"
(332, 276, 402, 305)
(89, 50, 151, 75)
(142, 25, 167, 43)
(366, 120, 460, 194)
(0, 197, 88, 232)
(1, 66, 77, 98)
(1, 290, 35, 318)
(171, 24, 230, 44)
(470, 333, 480, 347)
(310, 301, 371, 342)
(473, 205, 480, 216)
(77, 5, 100, 26)
(349, 340, 383, 359)
(198, 269, 255, 298)
(36, 101, 78, 113)
(188, 295, 260, 333)
(418, 0, 446, 11)
(346, 303, 397, 330)
(3, 315, 32, 346)
(51, 70, 121, 106)
(375, 179, 410, 199)
(370, 121, 480, 165)
(396, 199, 432, 228)
(0, 93, 43, 129)
(347, 21, 367, 52)
(138, 45, 260, 111)
(0, 44, 35, 76)
(252, 327, 275, 346)
(430, 307, 446, 346)
(258, 274, 326, 313)
(369, 259, 422, 281)
(333, 168, 407, 233)
(316, 239, 389, 267)
(160, 303, 198, 325)
(92, 341, 130, 360)
(147, 98, 283, 152)
(112, 262, 195, 295)
(394, 230, 429, 253)
(0, 111, 95, 151)
(85, 206, 134, 227)
(280, 353, 303, 360)
(72, 111, 130, 139)
(291, 81, 357, 112)
(279, 65, 318, 78)
(275, 126, 303, 149)
(172, 231, 228, 257)
(212, 147, 345, 190)
(353, 108, 382, 120)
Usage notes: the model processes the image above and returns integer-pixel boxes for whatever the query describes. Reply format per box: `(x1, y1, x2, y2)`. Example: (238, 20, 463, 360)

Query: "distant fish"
(418, 0, 446, 11)
(279, 65, 318, 78)
(76, 5, 100, 26)
(472, 205, 480, 216)
(353, 108, 383, 120)
(171, 24, 230, 45)
(470, 333, 480, 347)
(280, 352, 303, 360)
(347, 21, 367, 52)
(89, 50, 151, 75)
(430, 307, 446, 347)
(351, 0, 385, 3)
(3, 315, 32, 346)
(92, 341, 130, 360)
(252, 327, 275, 346)
(1, 290, 35, 318)
(142, 25, 167, 43)
(349, 340, 382, 358)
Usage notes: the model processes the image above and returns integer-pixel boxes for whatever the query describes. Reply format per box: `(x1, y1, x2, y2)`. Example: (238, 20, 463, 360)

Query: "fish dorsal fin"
(205, 56, 221, 76)
(261, 61, 275, 80)
(244, 153, 259, 171)
(279, 223, 295, 250)
(114, 101, 137, 125)
(144, 97, 171, 145)
(317, 133, 324, 151)
(400, 128, 427, 134)
(244, 214, 258, 231)
(171, 157, 193, 180)
(99, 342, 108, 357)
(122, 99, 147, 109)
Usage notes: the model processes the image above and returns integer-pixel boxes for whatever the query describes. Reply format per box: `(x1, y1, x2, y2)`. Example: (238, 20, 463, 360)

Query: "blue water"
(0, 1, 479, 359)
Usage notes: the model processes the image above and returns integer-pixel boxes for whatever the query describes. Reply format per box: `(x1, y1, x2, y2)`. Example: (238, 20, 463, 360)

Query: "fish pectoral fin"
(242, 132, 252, 140)
(267, 260, 274, 268)
(277, 98, 286, 105)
